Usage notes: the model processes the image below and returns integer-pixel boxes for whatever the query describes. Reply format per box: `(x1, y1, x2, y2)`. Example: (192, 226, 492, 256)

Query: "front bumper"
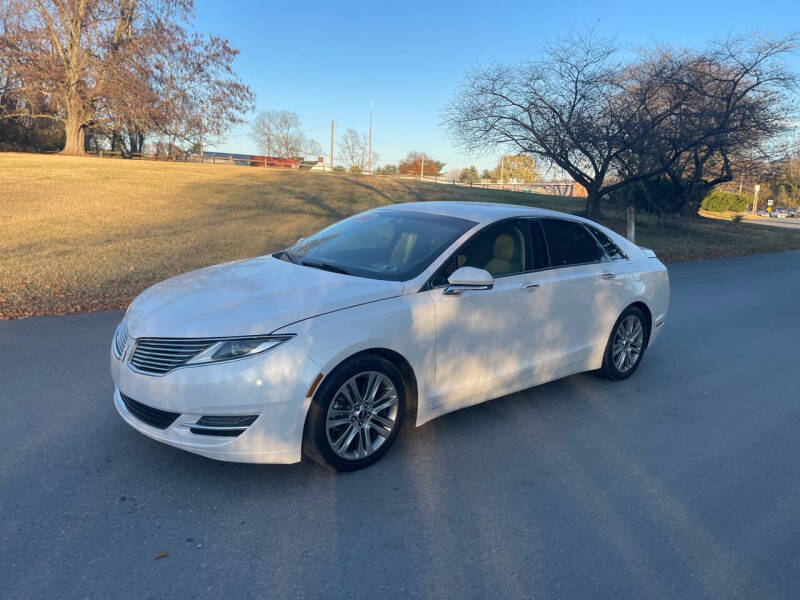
(111, 340, 320, 464)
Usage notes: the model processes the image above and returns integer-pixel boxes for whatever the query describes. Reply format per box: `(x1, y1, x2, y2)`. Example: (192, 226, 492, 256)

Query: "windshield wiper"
(277, 250, 300, 264)
(300, 259, 351, 275)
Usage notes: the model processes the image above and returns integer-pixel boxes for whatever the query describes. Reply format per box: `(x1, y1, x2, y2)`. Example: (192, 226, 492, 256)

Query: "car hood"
(125, 255, 404, 338)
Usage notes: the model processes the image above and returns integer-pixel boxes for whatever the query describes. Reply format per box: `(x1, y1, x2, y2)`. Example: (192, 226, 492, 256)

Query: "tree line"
(444, 31, 799, 219)
(0, 0, 252, 156)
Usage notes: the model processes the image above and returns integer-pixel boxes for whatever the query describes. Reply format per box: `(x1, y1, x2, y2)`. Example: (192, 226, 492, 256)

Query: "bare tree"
(627, 35, 799, 213)
(251, 110, 321, 159)
(444, 32, 686, 218)
(145, 29, 254, 154)
(337, 128, 378, 173)
(444, 31, 799, 218)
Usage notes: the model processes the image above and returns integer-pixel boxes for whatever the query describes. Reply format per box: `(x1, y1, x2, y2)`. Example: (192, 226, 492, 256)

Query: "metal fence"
(393, 175, 584, 197)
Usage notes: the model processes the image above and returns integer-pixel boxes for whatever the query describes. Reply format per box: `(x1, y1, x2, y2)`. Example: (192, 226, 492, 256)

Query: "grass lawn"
(3, 152, 800, 319)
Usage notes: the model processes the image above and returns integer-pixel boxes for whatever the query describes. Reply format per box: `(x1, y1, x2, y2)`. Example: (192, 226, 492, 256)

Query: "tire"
(303, 354, 406, 471)
(599, 305, 649, 381)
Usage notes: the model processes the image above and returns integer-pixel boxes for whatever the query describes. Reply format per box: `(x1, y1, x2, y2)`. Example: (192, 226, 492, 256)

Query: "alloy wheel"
(612, 315, 644, 373)
(325, 371, 399, 460)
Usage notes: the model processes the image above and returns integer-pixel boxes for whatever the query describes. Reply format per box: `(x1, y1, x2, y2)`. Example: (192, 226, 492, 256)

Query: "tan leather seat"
(484, 232, 517, 275)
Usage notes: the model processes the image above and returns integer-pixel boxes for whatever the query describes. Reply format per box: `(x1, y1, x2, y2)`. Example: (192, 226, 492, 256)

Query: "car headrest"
(493, 233, 515, 262)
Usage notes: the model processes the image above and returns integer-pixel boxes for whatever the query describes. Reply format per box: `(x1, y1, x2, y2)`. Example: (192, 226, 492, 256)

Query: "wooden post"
(626, 206, 636, 243)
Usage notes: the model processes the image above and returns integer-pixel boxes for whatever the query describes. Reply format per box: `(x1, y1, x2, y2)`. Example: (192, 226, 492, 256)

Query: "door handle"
(599, 272, 616, 280)
(521, 282, 541, 290)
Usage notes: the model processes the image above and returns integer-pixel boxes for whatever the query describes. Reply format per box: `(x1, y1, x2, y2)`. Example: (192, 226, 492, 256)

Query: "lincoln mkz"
(111, 202, 669, 470)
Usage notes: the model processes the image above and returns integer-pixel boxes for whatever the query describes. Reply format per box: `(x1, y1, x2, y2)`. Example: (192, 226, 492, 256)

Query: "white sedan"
(110, 201, 669, 471)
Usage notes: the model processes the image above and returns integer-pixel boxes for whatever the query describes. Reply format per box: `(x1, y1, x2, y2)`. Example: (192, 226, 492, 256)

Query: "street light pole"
(330, 120, 334, 172)
(368, 100, 373, 176)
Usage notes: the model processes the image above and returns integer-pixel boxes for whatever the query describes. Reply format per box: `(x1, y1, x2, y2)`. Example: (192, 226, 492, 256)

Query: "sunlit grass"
(2, 152, 799, 318)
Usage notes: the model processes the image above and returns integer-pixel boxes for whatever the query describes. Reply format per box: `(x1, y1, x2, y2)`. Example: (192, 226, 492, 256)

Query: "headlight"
(184, 335, 293, 366)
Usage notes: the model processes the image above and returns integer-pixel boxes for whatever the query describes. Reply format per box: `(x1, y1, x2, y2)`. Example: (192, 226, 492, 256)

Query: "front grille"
(113, 321, 129, 358)
(120, 393, 180, 429)
(130, 338, 217, 375)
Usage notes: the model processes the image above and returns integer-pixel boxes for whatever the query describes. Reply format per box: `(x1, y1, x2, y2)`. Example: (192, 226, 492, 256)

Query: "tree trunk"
(585, 190, 601, 221)
(682, 185, 706, 218)
(61, 115, 86, 155)
(129, 131, 144, 155)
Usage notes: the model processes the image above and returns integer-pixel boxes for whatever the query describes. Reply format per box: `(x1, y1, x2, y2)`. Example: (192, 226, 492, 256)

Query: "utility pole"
(420, 154, 425, 180)
(330, 120, 334, 172)
(368, 100, 373, 176)
(500, 156, 505, 190)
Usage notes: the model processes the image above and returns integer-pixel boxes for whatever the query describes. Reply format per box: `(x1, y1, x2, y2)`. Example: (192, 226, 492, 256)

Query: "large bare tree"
(626, 35, 799, 214)
(444, 31, 798, 218)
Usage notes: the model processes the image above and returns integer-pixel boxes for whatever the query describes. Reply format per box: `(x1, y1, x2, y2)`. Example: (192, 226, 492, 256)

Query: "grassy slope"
(3, 152, 800, 319)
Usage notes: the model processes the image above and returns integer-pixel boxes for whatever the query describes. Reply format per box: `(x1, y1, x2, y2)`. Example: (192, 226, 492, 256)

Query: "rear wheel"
(303, 355, 405, 471)
(599, 306, 648, 380)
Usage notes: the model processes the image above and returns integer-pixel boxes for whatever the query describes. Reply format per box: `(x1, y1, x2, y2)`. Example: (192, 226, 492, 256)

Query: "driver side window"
(430, 220, 530, 287)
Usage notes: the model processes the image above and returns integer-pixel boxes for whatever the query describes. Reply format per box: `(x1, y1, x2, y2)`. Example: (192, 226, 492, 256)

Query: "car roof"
(377, 201, 577, 225)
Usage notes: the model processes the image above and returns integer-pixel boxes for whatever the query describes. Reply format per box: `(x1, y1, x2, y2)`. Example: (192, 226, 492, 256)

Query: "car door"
(537, 218, 621, 373)
(423, 219, 550, 411)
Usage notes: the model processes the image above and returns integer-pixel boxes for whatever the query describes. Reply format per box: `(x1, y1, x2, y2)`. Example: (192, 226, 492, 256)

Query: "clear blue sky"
(195, 0, 799, 172)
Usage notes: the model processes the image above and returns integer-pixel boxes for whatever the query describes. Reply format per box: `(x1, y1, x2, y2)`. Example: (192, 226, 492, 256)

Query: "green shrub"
(701, 190, 750, 212)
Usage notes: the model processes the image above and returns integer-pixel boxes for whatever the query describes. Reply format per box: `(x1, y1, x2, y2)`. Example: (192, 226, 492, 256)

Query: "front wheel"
(599, 306, 648, 380)
(303, 354, 405, 471)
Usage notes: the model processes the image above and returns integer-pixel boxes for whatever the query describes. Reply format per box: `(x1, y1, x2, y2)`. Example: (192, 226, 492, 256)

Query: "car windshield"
(281, 209, 476, 281)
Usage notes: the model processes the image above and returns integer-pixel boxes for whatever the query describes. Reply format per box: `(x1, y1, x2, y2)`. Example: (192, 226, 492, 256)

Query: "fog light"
(196, 415, 258, 427)
(187, 415, 259, 437)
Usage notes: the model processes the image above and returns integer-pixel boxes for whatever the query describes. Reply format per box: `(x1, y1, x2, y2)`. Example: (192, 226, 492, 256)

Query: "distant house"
(298, 157, 325, 171)
(195, 151, 254, 166)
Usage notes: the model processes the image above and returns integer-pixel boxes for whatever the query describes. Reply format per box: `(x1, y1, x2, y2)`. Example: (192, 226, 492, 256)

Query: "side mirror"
(444, 266, 493, 295)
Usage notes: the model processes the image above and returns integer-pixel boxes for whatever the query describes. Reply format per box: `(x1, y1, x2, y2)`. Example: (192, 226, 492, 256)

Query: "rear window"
(588, 226, 627, 260)
(540, 219, 604, 267)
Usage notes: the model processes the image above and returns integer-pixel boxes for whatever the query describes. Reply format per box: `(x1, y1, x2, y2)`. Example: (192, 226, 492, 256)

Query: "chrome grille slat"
(132, 356, 182, 366)
(136, 346, 210, 353)
(130, 337, 217, 375)
(137, 339, 218, 345)
(136, 344, 212, 350)
(134, 348, 205, 358)
(113, 321, 129, 358)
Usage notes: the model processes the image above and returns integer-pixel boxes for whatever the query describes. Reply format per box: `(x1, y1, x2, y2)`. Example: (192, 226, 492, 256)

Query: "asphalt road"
(2, 251, 799, 600)
(743, 217, 800, 230)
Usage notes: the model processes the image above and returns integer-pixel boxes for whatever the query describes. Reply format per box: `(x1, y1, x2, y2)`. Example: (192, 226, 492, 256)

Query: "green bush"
(701, 190, 749, 212)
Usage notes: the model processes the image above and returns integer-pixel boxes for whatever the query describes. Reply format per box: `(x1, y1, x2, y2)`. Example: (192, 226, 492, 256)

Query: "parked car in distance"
(110, 201, 670, 471)
(756, 210, 769, 217)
